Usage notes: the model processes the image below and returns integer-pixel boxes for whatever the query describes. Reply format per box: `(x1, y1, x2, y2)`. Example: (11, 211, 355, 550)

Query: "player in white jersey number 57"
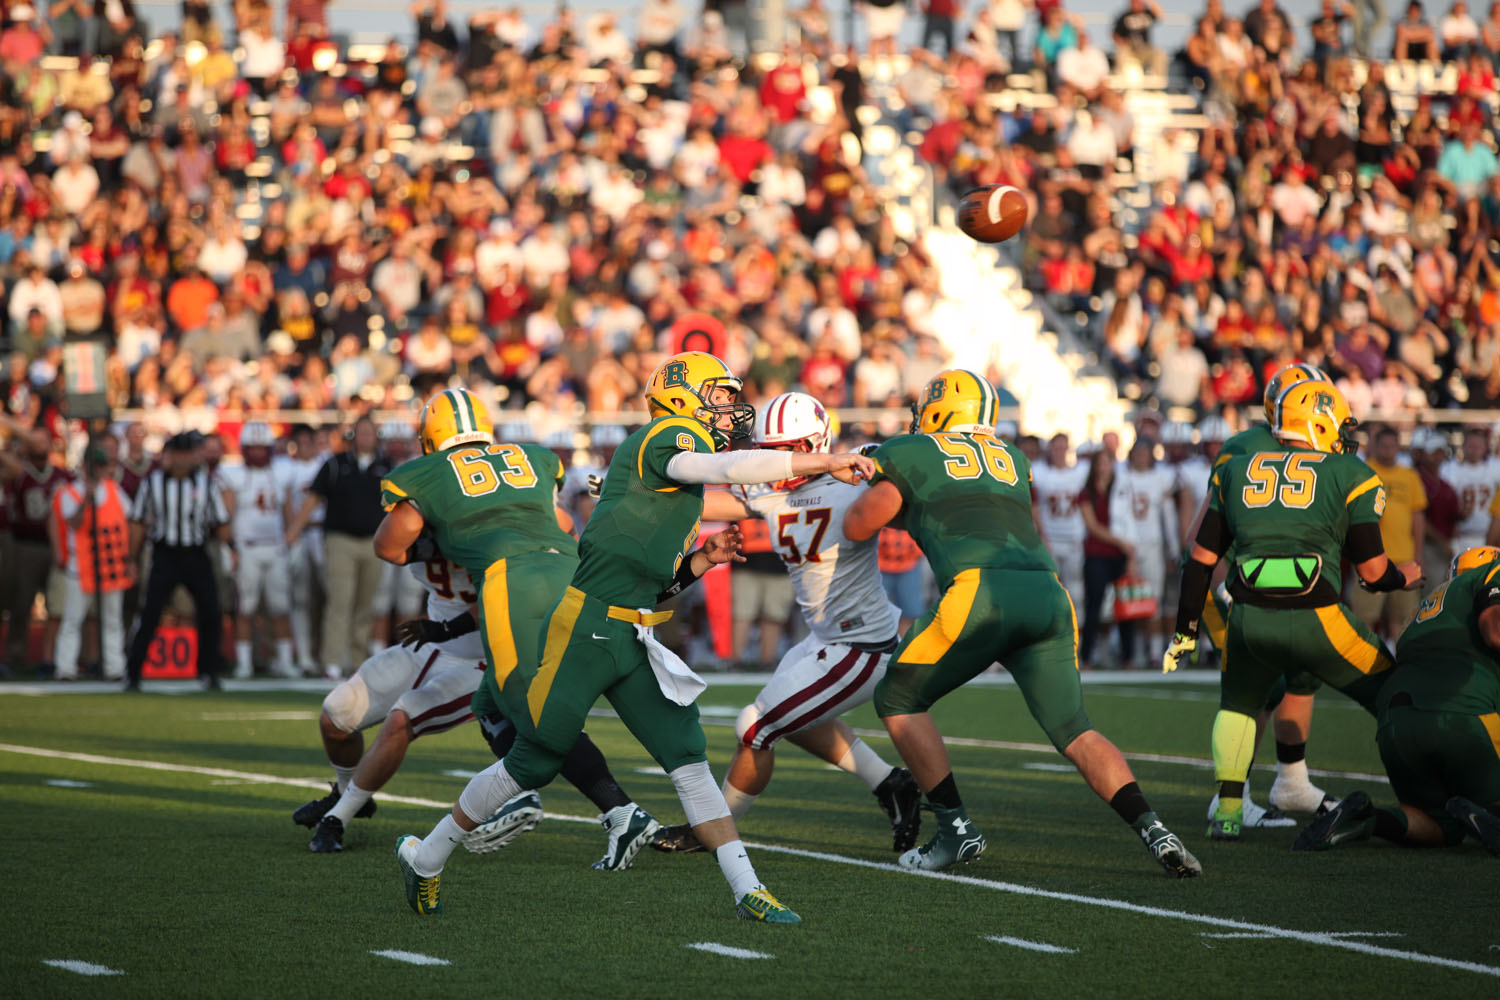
(651, 392, 921, 854)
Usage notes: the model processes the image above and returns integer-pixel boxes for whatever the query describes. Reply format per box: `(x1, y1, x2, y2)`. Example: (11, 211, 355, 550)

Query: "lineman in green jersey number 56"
(1164, 381, 1424, 841)
(844, 369, 1202, 879)
(1293, 544, 1500, 855)
(397, 352, 876, 925)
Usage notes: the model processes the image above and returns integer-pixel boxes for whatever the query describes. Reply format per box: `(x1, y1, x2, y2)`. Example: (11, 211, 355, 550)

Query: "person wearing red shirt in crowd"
(758, 47, 807, 124)
(1172, 235, 1214, 287)
(918, 97, 966, 172)
(1211, 349, 1261, 404)
(800, 333, 849, 406)
(1410, 428, 1461, 590)
(718, 122, 773, 186)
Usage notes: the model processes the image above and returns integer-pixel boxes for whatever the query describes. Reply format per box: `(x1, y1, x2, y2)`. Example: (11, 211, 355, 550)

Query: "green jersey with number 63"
(380, 443, 577, 581)
(571, 415, 715, 608)
(870, 431, 1055, 591)
(1388, 559, 1500, 714)
(1208, 446, 1384, 608)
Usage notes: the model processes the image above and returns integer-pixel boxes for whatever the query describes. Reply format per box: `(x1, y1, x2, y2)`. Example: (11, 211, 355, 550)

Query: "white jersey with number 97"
(411, 558, 484, 660)
(1441, 457, 1500, 545)
(734, 477, 899, 646)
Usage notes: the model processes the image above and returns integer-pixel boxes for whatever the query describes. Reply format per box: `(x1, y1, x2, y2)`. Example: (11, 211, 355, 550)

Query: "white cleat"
(1268, 777, 1339, 815)
(1206, 792, 1296, 828)
(463, 791, 543, 854)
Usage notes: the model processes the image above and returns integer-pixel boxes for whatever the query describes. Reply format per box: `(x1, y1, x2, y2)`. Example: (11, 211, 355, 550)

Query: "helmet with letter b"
(910, 369, 1001, 435)
(420, 387, 494, 454)
(1273, 382, 1357, 455)
(644, 350, 754, 451)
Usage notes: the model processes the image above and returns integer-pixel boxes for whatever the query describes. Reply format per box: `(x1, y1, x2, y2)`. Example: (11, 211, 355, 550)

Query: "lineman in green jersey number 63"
(397, 353, 877, 924)
(373, 388, 676, 913)
(1293, 544, 1500, 856)
(844, 368, 1202, 878)
(1164, 380, 1424, 841)
(1187, 364, 1341, 828)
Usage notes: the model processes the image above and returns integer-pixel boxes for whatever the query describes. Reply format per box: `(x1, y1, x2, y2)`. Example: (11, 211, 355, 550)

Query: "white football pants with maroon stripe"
(736, 632, 889, 750)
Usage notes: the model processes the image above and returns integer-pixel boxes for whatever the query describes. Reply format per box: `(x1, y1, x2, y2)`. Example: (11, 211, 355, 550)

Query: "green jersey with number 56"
(871, 431, 1055, 590)
(380, 443, 577, 581)
(1208, 446, 1384, 608)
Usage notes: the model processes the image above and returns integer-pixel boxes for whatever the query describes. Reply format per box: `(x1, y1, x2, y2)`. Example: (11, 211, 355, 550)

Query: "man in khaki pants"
(1349, 425, 1427, 641)
(288, 418, 392, 679)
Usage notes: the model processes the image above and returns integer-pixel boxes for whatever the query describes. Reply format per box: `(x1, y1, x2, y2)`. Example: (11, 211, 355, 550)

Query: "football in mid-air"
(956, 185, 1028, 243)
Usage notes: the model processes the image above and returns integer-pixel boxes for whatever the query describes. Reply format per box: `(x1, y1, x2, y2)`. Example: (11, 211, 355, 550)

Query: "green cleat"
(1207, 805, 1243, 841)
(592, 803, 659, 871)
(1446, 796, 1500, 857)
(1292, 791, 1375, 851)
(395, 835, 443, 915)
(897, 804, 985, 871)
(736, 887, 802, 924)
(1140, 820, 1203, 878)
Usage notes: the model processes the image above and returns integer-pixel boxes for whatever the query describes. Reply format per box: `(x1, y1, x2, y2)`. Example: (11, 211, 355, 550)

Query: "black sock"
(559, 732, 631, 811)
(1218, 779, 1245, 800)
(927, 773, 962, 809)
(1373, 807, 1407, 843)
(1276, 741, 1307, 765)
(1109, 781, 1152, 827)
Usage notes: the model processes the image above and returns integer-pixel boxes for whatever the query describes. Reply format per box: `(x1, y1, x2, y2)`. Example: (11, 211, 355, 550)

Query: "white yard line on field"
(2, 742, 1491, 978)
(43, 959, 123, 976)
(370, 949, 451, 966)
(983, 935, 1077, 954)
(685, 942, 774, 959)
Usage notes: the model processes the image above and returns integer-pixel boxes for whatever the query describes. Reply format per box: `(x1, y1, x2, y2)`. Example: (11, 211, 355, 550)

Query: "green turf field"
(2, 677, 1496, 997)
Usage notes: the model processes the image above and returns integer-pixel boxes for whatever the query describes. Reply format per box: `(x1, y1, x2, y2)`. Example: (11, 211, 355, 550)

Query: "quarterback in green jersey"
(1187, 365, 1340, 825)
(1294, 544, 1500, 855)
(1165, 380, 1424, 841)
(393, 353, 875, 924)
(844, 368, 1202, 879)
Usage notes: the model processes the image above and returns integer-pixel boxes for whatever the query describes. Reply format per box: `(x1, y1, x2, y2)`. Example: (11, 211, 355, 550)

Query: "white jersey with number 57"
(735, 477, 899, 646)
(410, 558, 484, 660)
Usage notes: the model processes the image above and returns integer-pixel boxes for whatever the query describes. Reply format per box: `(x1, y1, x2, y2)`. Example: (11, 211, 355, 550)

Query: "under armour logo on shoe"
(951, 816, 971, 835)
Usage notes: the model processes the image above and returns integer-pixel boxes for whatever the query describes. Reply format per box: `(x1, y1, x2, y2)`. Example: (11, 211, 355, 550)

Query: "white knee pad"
(322, 675, 370, 734)
(668, 760, 731, 826)
(734, 704, 760, 746)
(458, 760, 524, 824)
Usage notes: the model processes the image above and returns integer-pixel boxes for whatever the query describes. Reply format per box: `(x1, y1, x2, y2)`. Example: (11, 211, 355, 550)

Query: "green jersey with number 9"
(380, 442, 578, 581)
(1208, 446, 1384, 608)
(870, 431, 1055, 590)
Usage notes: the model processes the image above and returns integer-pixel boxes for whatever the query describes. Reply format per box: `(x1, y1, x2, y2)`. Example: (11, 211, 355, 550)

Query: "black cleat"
(1446, 796, 1500, 857)
(649, 823, 705, 853)
(309, 815, 345, 853)
(874, 767, 923, 853)
(293, 782, 376, 828)
(1292, 791, 1375, 851)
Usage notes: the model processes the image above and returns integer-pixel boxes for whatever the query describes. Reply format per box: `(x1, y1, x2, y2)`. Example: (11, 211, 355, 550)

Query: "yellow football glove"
(1162, 632, 1196, 674)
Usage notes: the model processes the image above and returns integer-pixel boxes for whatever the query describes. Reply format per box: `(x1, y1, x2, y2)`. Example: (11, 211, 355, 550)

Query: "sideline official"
(124, 432, 231, 690)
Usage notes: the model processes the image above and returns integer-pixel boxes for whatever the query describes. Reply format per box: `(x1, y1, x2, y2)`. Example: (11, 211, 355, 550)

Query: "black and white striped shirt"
(129, 468, 229, 547)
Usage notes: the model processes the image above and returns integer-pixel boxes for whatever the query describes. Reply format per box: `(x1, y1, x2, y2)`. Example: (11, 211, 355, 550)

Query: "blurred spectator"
(1114, 0, 1167, 75)
(1394, 0, 1439, 57)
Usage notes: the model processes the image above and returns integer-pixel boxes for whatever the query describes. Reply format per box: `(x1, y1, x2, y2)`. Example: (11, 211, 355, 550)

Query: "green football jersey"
(1208, 445, 1384, 607)
(871, 431, 1055, 592)
(380, 443, 577, 581)
(1209, 424, 1279, 480)
(571, 415, 716, 608)
(1388, 559, 1500, 714)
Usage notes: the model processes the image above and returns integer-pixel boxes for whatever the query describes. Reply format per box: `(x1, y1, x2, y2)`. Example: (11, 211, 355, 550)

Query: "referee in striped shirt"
(124, 432, 232, 691)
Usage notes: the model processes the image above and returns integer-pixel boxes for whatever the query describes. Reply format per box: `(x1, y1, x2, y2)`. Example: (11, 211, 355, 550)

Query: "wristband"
(1359, 560, 1406, 593)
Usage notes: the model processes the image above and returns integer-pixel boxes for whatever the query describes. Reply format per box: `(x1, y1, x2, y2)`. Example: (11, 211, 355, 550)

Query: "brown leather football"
(956, 185, 1028, 244)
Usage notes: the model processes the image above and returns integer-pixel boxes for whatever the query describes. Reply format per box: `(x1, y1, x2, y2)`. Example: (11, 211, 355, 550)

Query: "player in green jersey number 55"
(1165, 381, 1423, 841)
(845, 369, 1202, 879)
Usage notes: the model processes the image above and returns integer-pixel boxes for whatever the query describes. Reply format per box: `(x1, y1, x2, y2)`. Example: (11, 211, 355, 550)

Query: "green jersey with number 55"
(870, 431, 1055, 590)
(1208, 447, 1384, 607)
(380, 442, 578, 581)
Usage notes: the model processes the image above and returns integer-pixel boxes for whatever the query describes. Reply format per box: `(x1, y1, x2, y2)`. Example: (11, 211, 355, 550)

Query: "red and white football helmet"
(240, 421, 274, 467)
(753, 392, 831, 491)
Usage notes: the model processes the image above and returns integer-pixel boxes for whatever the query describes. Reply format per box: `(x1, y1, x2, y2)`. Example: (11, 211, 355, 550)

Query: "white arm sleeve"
(665, 449, 796, 486)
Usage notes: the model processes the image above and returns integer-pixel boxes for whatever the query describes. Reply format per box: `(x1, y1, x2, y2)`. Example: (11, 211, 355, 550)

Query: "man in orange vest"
(54, 442, 133, 681)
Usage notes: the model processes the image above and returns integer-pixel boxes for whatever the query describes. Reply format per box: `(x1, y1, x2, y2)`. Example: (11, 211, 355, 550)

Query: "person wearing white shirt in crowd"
(638, 0, 686, 55)
(1441, 0, 1481, 55)
(474, 220, 522, 290)
(1066, 109, 1118, 174)
(197, 220, 248, 284)
(518, 222, 570, 289)
(8, 263, 64, 337)
(1109, 437, 1179, 667)
(218, 422, 300, 679)
(583, 12, 634, 65)
(1032, 432, 1090, 611)
(1058, 32, 1111, 99)
(1446, 424, 1500, 552)
(53, 153, 100, 218)
(804, 284, 862, 362)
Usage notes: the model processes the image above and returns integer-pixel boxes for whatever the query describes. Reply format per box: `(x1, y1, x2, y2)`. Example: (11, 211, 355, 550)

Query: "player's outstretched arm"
(843, 479, 903, 542)
(664, 449, 876, 487)
(701, 488, 753, 522)
(373, 500, 427, 564)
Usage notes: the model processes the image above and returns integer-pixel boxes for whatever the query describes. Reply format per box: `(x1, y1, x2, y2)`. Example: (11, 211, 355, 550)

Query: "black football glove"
(394, 611, 477, 650)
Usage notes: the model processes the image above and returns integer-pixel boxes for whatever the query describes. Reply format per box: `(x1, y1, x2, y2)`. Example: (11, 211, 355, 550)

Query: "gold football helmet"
(1451, 545, 1500, 579)
(1273, 382, 1356, 454)
(911, 369, 1001, 435)
(1263, 363, 1330, 424)
(644, 351, 754, 449)
(419, 387, 494, 454)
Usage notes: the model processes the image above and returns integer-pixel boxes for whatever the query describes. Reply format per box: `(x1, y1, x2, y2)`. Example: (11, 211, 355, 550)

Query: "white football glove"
(1162, 632, 1196, 674)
